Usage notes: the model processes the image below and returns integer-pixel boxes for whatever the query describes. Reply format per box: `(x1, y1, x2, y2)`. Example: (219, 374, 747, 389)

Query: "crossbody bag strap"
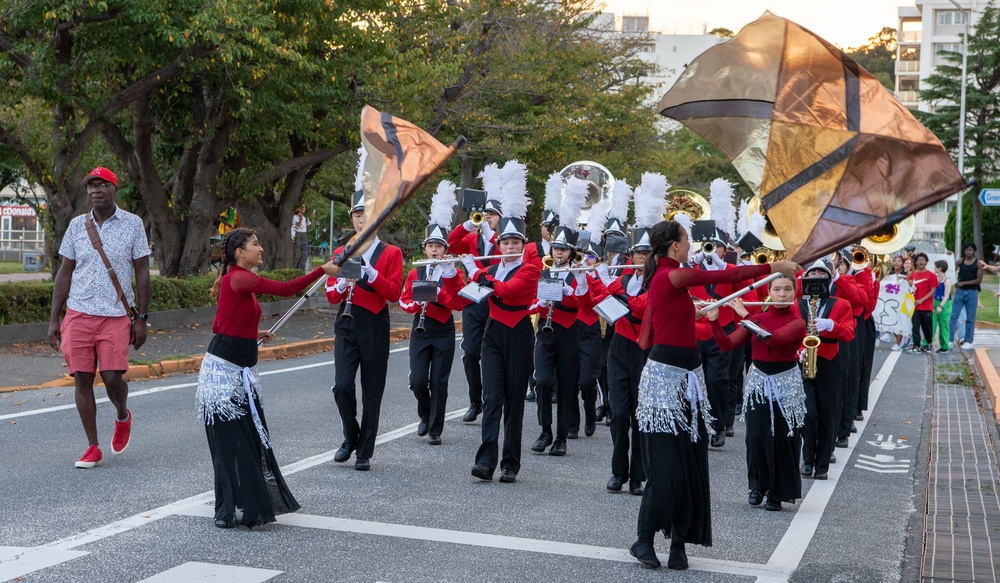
(84, 214, 137, 319)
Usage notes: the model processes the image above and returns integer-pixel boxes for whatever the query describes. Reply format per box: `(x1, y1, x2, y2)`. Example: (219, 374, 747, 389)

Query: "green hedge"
(0, 269, 311, 326)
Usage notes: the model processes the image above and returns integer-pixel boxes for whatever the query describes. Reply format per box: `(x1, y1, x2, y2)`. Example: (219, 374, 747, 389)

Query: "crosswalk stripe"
(137, 562, 282, 582)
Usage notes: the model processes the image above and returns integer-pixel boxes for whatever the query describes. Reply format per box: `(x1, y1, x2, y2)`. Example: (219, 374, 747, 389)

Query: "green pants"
(933, 299, 952, 351)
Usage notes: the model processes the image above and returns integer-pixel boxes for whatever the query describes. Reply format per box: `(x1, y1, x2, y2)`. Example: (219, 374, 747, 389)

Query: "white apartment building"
(897, 0, 983, 241)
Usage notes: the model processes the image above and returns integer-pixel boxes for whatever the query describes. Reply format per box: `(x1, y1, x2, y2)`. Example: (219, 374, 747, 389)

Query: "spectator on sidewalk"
(932, 260, 953, 353)
(951, 243, 983, 350)
(292, 204, 315, 271)
(47, 167, 151, 469)
(907, 253, 936, 353)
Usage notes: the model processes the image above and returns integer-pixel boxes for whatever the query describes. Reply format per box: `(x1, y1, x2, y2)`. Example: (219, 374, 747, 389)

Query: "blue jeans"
(949, 288, 978, 344)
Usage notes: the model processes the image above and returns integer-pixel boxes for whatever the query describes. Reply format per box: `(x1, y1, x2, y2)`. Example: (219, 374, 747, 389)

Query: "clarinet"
(542, 303, 554, 332)
(340, 281, 356, 320)
(415, 302, 428, 332)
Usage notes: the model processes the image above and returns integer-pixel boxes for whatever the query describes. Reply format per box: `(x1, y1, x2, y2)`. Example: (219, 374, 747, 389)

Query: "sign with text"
(978, 188, 1000, 206)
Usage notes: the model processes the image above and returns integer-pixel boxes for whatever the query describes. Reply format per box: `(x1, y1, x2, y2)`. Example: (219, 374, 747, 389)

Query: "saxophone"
(802, 296, 821, 379)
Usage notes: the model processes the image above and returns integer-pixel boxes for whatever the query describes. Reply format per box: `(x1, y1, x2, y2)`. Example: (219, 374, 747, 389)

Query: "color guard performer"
(326, 182, 403, 472)
(399, 181, 466, 446)
(461, 161, 541, 483)
(450, 164, 504, 423)
(629, 215, 798, 570)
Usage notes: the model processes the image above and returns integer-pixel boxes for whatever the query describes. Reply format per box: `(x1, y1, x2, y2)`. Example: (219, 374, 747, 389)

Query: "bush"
(0, 269, 314, 326)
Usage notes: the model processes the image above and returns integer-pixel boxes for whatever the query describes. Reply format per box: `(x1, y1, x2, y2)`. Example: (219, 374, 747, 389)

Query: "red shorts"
(60, 309, 131, 375)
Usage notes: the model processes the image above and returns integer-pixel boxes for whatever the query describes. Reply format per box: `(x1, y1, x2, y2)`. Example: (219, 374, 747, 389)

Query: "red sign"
(1, 205, 36, 217)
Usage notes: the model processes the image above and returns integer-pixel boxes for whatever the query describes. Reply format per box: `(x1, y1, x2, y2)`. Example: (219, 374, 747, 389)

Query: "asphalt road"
(0, 337, 931, 582)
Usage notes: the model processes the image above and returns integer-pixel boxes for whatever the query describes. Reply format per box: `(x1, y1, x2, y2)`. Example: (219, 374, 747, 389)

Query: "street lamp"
(949, 0, 969, 257)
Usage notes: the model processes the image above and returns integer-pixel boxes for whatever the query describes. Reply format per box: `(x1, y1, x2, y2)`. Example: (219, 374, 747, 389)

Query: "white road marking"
(173, 506, 791, 580)
(0, 547, 89, 581)
(137, 562, 282, 582)
(763, 350, 901, 579)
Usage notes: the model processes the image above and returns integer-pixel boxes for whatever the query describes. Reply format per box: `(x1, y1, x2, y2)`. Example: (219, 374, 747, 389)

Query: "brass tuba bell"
(559, 161, 615, 225)
(664, 189, 711, 221)
(747, 196, 785, 251)
(859, 215, 916, 255)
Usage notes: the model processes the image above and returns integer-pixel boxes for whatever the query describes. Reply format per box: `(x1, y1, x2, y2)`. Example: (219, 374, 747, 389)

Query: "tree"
(944, 181, 1000, 257)
(918, 1, 1000, 257)
(707, 27, 734, 38)
(844, 27, 896, 90)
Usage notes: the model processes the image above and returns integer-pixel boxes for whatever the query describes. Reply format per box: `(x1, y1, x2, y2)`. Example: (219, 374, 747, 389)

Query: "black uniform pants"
(534, 321, 579, 440)
(698, 325, 733, 434)
(803, 353, 842, 475)
(409, 316, 456, 438)
(599, 329, 614, 412)
(838, 316, 863, 440)
(608, 334, 648, 482)
(333, 305, 390, 459)
(476, 318, 534, 475)
(857, 316, 876, 412)
(573, 320, 602, 431)
(727, 334, 747, 427)
(461, 301, 489, 407)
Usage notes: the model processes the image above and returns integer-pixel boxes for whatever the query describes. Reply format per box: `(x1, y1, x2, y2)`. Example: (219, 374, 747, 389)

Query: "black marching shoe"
(854, 412, 864, 421)
(710, 433, 726, 448)
(801, 463, 814, 477)
(567, 429, 579, 440)
(214, 518, 235, 529)
(748, 489, 764, 506)
(333, 441, 356, 463)
(629, 541, 661, 569)
(765, 499, 782, 511)
(549, 439, 567, 456)
(354, 458, 370, 471)
(725, 425, 735, 437)
(525, 388, 536, 402)
(462, 404, 482, 423)
(499, 469, 516, 483)
(471, 464, 493, 481)
(667, 541, 688, 570)
(531, 432, 553, 453)
(829, 452, 837, 464)
(584, 421, 596, 437)
(595, 405, 607, 422)
(814, 470, 829, 480)
(606, 475, 624, 492)
(417, 419, 429, 437)
(428, 435, 442, 446)
(850, 424, 857, 434)
(628, 480, 644, 496)
(835, 437, 849, 448)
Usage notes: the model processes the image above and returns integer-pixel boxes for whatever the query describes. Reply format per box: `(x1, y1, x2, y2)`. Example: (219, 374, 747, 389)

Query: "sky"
(600, 0, 905, 48)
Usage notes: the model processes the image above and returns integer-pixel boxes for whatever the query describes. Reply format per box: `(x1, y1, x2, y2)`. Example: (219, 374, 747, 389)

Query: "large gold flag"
(343, 105, 464, 260)
(657, 12, 967, 263)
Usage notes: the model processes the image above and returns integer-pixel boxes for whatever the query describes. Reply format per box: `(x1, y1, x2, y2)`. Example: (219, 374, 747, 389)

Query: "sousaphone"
(559, 161, 614, 225)
(746, 196, 785, 251)
(665, 189, 711, 221)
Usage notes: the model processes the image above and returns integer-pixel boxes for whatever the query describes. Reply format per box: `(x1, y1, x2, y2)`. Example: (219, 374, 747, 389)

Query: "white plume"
(430, 180, 457, 228)
(353, 146, 367, 192)
(480, 163, 503, 200)
(544, 172, 563, 213)
(635, 172, 669, 229)
(499, 160, 529, 219)
(609, 179, 632, 222)
(747, 206, 767, 237)
(709, 178, 737, 238)
(586, 200, 610, 240)
(737, 198, 750, 236)
(560, 176, 588, 230)
(674, 212, 694, 240)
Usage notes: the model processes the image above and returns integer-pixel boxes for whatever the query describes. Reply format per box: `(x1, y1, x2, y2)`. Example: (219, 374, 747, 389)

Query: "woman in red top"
(197, 228, 338, 529)
(708, 275, 807, 512)
(630, 220, 798, 570)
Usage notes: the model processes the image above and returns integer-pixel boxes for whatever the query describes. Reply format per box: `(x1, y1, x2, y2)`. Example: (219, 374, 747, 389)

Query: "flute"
(548, 263, 640, 274)
(693, 300, 794, 307)
(411, 253, 521, 267)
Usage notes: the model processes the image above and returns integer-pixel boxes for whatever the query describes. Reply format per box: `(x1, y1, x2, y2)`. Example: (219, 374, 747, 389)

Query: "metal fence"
(0, 229, 45, 267)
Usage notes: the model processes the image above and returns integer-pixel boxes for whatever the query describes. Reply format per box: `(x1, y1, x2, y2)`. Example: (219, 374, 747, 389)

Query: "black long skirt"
(744, 361, 803, 503)
(637, 345, 712, 547)
(205, 334, 300, 527)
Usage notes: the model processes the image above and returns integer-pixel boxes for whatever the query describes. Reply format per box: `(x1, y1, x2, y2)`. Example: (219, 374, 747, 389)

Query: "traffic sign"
(979, 188, 1000, 206)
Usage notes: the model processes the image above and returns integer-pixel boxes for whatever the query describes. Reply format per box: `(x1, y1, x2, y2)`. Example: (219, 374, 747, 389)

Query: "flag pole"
(699, 273, 780, 312)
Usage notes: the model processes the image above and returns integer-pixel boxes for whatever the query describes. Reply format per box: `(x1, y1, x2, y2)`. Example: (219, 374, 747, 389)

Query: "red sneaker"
(111, 409, 132, 455)
(75, 445, 102, 468)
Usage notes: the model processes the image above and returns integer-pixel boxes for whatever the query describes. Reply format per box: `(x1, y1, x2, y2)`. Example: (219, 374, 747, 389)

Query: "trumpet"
(851, 245, 871, 266)
(470, 211, 484, 226)
(752, 247, 776, 265)
(542, 254, 555, 269)
(802, 296, 821, 379)
(411, 253, 521, 267)
(701, 241, 715, 255)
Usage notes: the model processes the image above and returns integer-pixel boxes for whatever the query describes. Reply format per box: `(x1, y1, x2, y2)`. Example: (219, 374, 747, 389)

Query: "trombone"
(411, 253, 521, 267)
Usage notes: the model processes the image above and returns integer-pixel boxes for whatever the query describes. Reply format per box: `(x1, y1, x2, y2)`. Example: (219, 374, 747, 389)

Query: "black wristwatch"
(137, 313, 149, 321)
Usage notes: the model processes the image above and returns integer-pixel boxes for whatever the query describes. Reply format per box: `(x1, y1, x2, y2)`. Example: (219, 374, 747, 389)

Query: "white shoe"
(961, 342, 974, 350)
(891, 344, 902, 351)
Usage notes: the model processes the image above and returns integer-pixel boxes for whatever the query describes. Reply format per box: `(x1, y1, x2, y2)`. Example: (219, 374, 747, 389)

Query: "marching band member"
(326, 181, 403, 472)
(708, 275, 807, 512)
(830, 251, 867, 449)
(449, 164, 504, 423)
(798, 259, 856, 481)
(523, 172, 562, 404)
(629, 212, 799, 571)
(597, 180, 634, 425)
(852, 251, 879, 420)
(530, 177, 591, 457)
(588, 222, 651, 496)
(400, 181, 465, 445)
(460, 161, 541, 483)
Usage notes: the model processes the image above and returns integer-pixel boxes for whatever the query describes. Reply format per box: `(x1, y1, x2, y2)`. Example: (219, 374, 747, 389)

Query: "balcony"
(899, 31, 922, 42)
(897, 60, 920, 73)
(896, 90, 919, 103)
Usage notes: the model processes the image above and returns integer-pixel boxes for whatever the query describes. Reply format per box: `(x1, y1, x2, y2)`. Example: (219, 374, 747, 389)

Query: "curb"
(973, 348, 1000, 421)
(0, 321, 461, 393)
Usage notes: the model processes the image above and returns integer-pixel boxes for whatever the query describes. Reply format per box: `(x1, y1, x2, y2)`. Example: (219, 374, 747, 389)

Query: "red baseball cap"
(83, 167, 118, 188)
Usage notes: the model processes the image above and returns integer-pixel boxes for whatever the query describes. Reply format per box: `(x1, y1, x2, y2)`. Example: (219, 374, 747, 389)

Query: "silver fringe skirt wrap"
(743, 365, 807, 436)
(196, 352, 272, 449)
(636, 360, 714, 441)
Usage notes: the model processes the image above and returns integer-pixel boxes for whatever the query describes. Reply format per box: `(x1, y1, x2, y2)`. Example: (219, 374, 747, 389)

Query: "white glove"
(693, 251, 706, 264)
(536, 299, 550, 309)
(562, 284, 574, 296)
(361, 260, 378, 283)
(575, 275, 589, 296)
(334, 278, 348, 293)
(480, 221, 495, 241)
(595, 263, 614, 286)
(460, 255, 478, 273)
(815, 317, 834, 333)
(439, 262, 458, 278)
(462, 219, 476, 232)
(702, 256, 723, 271)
